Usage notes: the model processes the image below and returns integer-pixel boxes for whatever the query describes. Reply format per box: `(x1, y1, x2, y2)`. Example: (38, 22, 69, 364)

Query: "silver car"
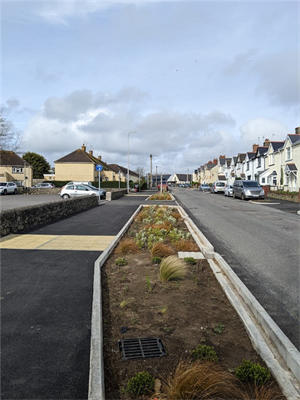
(233, 180, 265, 200)
(224, 184, 233, 197)
(0, 182, 18, 195)
(60, 184, 105, 199)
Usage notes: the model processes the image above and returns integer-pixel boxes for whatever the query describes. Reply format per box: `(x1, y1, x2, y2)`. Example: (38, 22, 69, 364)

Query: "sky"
(1, 0, 299, 174)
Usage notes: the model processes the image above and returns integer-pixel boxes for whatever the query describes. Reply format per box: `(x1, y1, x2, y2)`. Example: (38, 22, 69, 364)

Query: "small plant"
(152, 256, 162, 264)
(116, 238, 139, 254)
(116, 257, 128, 267)
(160, 306, 167, 314)
(175, 239, 199, 252)
(151, 242, 174, 258)
(191, 344, 218, 362)
(213, 323, 225, 334)
(235, 360, 271, 385)
(184, 257, 196, 265)
(146, 275, 152, 292)
(168, 228, 191, 242)
(159, 256, 187, 282)
(244, 383, 284, 400)
(120, 299, 129, 308)
(161, 361, 243, 399)
(126, 371, 155, 396)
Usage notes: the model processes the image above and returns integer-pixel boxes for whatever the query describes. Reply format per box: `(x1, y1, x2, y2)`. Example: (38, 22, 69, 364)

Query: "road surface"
(173, 188, 300, 349)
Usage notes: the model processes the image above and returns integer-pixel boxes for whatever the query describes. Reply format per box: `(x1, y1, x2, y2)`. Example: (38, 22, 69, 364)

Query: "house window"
(262, 178, 265, 183)
(257, 158, 261, 168)
(286, 147, 291, 160)
(12, 167, 23, 173)
(269, 154, 274, 165)
(246, 162, 249, 171)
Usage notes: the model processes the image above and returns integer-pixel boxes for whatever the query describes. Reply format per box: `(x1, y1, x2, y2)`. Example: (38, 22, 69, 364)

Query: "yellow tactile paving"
(0, 234, 115, 251)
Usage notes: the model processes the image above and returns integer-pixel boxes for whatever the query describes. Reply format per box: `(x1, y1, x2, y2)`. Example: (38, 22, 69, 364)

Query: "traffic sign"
(96, 164, 103, 172)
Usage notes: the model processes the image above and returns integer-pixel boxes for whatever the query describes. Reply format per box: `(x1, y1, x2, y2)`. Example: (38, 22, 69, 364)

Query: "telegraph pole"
(150, 154, 153, 189)
(156, 165, 158, 187)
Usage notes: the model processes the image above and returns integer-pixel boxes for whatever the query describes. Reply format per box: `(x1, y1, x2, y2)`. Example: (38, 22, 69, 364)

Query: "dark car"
(233, 180, 265, 200)
(199, 184, 210, 192)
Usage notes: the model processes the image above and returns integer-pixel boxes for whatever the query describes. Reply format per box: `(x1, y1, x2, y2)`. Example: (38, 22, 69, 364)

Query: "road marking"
(0, 234, 115, 251)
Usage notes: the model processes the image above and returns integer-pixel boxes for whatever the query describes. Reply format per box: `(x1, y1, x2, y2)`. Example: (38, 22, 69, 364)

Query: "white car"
(60, 184, 105, 199)
(0, 182, 18, 195)
(33, 183, 55, 188)
(210, 181, 226, 193)
(224, 184, 233, 197)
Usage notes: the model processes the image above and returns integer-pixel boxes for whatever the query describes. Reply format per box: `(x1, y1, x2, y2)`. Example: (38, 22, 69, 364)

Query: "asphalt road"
(1, 197, 144, 400)
(0, 194, 63, 211)
(173, 188, 300, 349)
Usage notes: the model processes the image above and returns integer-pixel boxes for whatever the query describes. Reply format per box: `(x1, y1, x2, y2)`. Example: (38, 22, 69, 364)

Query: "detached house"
(54, 145, 114, 182)
(108, 164, 139, 183)
(0, 150, 33, 187)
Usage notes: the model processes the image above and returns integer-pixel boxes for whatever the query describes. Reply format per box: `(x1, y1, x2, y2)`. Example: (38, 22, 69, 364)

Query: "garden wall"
(25, 188, 61, 195)
(106, 189, 127, 201)
(0, 196, 99, 237)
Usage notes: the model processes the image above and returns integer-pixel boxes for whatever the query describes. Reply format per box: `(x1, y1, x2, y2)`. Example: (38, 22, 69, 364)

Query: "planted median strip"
(98, 205, 283, 399)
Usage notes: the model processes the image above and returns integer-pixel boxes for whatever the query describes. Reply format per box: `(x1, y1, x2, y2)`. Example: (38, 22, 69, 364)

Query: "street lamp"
(127, 131, 136, 194)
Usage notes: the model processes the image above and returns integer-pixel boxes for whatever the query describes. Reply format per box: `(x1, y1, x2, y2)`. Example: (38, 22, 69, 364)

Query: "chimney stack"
(295, 127, 300, 135)
(81, 144, 86, 152)
(213, 158, 218, 165)
(89, 150, 93, 156)
(219, 155, 226, 159)
(252, 144, 259, 153)
(98, 155, 102, 161)
(263, 138, 270, 147)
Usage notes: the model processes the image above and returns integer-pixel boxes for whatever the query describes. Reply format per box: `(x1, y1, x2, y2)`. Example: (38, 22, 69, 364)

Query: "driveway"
(0, 194, 63, 211)
(1, 197, 144, 399)
(173, 188, 300, 349)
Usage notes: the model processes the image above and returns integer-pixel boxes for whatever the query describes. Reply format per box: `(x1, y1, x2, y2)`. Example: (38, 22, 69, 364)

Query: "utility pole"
(160, 173, 163, 194)
(150, 154, 153, 189)
(187, 168, 189, 184)
(156, 165, 158, 187)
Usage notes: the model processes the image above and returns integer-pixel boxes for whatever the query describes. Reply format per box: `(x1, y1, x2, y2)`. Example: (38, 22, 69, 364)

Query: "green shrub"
(191, 345, 218, 362)
(92, 180, 127, 188)
(159, 256, 187, 282)
(126, 371, 155, 396)
(152, 256, 162, 264)
(235, 360, 271, 385)
(116, 257, 128, 267)
(213, 323, 225, 334)
(184, 257, 196, 265)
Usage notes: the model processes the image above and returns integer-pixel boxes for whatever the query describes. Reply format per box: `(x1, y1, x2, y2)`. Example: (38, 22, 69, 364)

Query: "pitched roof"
(237, 153, 246, 163)
(175, 174, 192, 181)
(55, 149, 112, 170)
(286, 163, 297, 171)
(256, 146, 268, 156)
(246, 152, 256, 160)
(270, 141, 285, 151)
(288, 134, 300, 145)
(0, 150, 29, 166)
(108, 164, 139, 177)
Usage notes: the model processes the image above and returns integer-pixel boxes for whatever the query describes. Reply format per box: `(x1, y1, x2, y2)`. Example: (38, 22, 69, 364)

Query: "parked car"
(86, 184, 106, 198)
(33, 183, 55, 188)
(199, 184, 210, 192)
(0, 182, 18, 195)
(224, 184, 233, 197)
(60, 184, 106, 199)
(232, 180, 265, 200)
(211, 181, 226, 193)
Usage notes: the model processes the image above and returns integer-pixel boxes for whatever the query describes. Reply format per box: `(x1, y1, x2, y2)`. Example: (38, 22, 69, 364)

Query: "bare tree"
(135, 166, 145, 178)
(0, 108, 23, 151)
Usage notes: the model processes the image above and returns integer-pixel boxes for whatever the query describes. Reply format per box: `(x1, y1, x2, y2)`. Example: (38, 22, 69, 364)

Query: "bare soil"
(102, 207, 283, 399)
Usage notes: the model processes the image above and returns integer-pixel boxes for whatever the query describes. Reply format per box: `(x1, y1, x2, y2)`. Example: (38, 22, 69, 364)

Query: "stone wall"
(25, 188, 61, 195)
(0, 196, 99, 237)
(267, 192, 300, 203)
(106, 189, 127, 201)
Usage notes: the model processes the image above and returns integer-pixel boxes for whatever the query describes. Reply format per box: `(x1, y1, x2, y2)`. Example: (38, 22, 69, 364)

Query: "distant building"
(0, 150, 33, 187)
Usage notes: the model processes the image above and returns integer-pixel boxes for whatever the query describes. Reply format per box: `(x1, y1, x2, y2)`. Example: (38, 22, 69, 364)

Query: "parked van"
(233, 180, 265, 200)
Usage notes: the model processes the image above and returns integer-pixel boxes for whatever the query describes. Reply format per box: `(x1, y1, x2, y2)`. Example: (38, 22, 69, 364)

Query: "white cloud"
(23, 87, 236, 171)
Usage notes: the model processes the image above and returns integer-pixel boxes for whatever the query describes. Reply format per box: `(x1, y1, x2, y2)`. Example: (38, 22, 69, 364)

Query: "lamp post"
(127, 131, 136, 194)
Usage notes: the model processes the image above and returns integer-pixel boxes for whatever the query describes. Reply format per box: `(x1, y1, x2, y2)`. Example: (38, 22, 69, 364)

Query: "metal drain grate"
(118, 337, 166, 360)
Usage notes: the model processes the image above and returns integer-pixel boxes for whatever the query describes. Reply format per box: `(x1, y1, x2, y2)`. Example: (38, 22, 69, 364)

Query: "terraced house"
(194, 126, 300, 191)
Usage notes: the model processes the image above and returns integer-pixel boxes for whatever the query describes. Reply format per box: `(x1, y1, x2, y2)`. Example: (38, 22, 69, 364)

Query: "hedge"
(47, 180, 127, 188)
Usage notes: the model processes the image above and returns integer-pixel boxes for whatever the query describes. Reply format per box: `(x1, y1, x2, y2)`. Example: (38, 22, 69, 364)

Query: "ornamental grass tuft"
(159, 256, 187, 282)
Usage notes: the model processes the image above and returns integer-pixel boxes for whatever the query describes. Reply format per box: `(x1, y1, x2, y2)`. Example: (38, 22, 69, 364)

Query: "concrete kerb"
(212, 254, 300, 391)
(88, 203, 300, 400)
(88, 204, 143, 400)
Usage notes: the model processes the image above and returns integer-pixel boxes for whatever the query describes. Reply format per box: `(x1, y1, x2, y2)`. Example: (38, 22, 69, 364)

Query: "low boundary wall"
(0, 196, 99, 237)
(105, 189, 127, 201)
